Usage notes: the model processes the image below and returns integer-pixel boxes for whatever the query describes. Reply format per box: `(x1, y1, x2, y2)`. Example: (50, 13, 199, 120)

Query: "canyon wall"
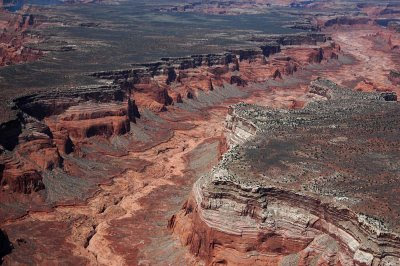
(0, 7, 42, 66)
(1, 5, 400, 263)
(170, 79, 400, 265)
(0, 32, 339, 223)
(92, 32, 338, 112)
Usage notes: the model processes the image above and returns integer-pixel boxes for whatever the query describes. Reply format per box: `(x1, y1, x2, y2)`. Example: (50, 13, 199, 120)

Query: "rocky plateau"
(170, 79, 400, 265)
(0, 0, 400, 265)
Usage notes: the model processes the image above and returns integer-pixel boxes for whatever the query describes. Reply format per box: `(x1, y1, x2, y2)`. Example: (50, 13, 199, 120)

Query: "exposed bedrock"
(0, 32, 339, 222)
(0, 85, 141, 198)
(171, 79, 400, 265)
(225, 106, 257, 146)
(45, 101, 133, 143)
(323, 17, 373, 27)
(92, 33, 331, 83)
(13, 85, 126, 120)
(92, 33, 338, 111)
(0, 9, 43, 67)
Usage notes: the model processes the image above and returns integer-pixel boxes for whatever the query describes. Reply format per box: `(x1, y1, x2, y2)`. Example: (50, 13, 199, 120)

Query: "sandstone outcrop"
(0, 7, 43, 67)
(171, 79, 400, 265)
(93, 33, 338, 111)
(0, 27, 376, 265)
(1, 0, 400, 264)
(0, 84, 149, 222)
(0, 32, 341, 224)
(323, 17, 373, 28)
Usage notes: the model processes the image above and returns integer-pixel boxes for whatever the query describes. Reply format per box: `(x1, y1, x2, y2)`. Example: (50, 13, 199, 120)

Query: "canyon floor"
(1, 0, 400, 265)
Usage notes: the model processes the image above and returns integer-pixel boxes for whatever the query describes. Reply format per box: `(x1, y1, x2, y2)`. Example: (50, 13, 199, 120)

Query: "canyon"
(171, 79, 400, 265)
(0, 0, 399, 265)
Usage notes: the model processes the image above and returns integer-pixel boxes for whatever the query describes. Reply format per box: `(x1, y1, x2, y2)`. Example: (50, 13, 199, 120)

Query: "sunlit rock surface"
(171, 79, 400, 265)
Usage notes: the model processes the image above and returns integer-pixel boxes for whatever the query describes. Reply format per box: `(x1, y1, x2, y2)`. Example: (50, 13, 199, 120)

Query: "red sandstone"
(1, 1, 400, 264)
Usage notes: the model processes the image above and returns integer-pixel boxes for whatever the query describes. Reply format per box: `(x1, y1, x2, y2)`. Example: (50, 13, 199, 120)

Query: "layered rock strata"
(92, 33, 338, 112)
(0, 85, 148, 221)
(0, 7, 42, 66)
(171, 79, 400, 265)
(0, 32, 339, 222)
(0, 32, 345, 264)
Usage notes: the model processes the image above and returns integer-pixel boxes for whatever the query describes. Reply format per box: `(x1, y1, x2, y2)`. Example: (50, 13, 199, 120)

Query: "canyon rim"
(0, 0, 400, 265)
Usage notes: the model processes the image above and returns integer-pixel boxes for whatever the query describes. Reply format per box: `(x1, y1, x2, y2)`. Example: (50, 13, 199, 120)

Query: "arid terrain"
(0, 0, 400, 265)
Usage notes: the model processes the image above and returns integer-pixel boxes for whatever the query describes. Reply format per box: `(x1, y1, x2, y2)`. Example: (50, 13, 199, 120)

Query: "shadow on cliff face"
(0, 119, 21, 151)
(0, 229, 13, 264)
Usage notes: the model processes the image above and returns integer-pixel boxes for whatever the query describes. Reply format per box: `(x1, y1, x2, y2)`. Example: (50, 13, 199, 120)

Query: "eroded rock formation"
(2, 13, 400, 262)
(92, 33, 338, 112)
(171, 79, 400, 265)
(0, 7, 43, 66)
(0, 32, 338, 225)
(0, 85, 150, 222)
